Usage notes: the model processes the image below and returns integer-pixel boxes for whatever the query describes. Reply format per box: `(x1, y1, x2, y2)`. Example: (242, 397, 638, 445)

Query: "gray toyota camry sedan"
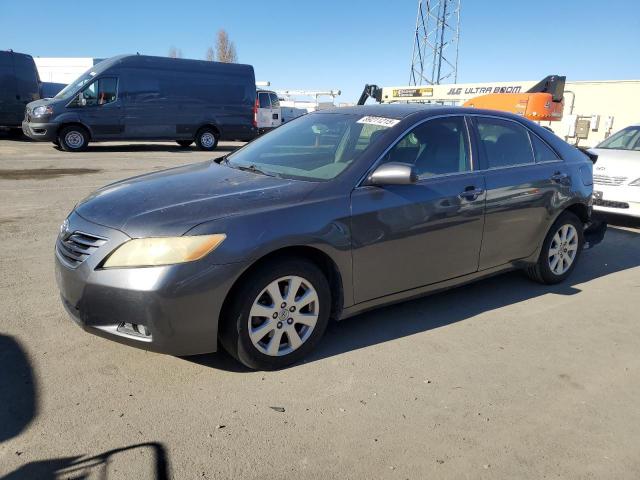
(55, 105, 602, 370)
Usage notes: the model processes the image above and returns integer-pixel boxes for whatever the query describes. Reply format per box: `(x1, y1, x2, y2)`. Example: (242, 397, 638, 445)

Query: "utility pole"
(409, 0, 461, 86)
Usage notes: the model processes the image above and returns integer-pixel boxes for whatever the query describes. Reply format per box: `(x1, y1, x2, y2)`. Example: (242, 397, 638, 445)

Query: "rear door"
(257, 91, 272, 129)
(0, 52, 18, 126)
(470, 115, 568, 269)
(13, 53, 40, 120)
(350, 115, 486, 303)
(269, 92, 281, 127)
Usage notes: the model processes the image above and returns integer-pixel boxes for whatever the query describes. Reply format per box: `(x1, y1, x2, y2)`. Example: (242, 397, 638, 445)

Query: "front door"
(77, 77, 123, 139)
(350, 115, 486, 303)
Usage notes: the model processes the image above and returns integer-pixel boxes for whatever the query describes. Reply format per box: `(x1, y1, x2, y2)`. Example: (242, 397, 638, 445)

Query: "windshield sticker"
(357, 116, 400, 128)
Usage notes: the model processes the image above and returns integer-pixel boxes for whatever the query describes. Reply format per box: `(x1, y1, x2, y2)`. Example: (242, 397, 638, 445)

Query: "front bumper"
(55, 212, 245, 356)
(592, 184, 640, 218)
(22, 120, 59, 142)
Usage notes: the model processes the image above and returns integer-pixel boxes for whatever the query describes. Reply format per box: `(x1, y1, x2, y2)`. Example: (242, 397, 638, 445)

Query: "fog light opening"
(117, 322, 152, 338)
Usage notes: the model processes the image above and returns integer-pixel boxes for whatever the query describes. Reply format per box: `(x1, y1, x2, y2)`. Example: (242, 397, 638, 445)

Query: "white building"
(34, 57, 99, 84)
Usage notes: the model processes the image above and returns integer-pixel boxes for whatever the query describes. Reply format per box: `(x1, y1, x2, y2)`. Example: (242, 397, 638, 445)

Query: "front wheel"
(58, 125, 89, 152)
(219, 258, 331, 370)
(195, 128, 218, 151)
(525, 211, 584, 284)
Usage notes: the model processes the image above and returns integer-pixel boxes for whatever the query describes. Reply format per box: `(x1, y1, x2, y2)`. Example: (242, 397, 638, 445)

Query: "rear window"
(269, 93, 280, 108)
(530, 133, 560, 162)
(258, 92, 271, 108)
(476, 117, 534, 168)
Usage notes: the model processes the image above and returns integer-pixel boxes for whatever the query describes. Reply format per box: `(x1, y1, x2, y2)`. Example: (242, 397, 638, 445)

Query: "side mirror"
(78, 93, 86, 107)
(366, 162, 417, 186)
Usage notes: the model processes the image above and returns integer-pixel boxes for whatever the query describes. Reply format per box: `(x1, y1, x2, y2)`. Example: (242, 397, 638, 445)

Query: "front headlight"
(629, 178, 640, 187)
(103, 234, 226, 268)
(32, 105, 53, 117)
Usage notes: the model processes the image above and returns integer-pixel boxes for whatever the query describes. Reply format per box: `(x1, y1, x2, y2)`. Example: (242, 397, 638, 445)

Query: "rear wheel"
(58, 125, 89, 152)
(219, 258, 331, 370)
(195, 128, 218, 151)
(525, 211, 584, 284)
(176, 140, 193, 148)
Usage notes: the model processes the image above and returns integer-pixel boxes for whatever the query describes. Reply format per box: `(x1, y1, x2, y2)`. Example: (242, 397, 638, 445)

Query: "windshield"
(596, 126, 640, 151)
(226, 112, 396, 181)
(54, 69, 98, 100)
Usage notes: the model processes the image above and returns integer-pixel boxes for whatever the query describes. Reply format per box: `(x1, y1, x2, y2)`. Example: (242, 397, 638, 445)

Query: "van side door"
(470, 115, 568, 269)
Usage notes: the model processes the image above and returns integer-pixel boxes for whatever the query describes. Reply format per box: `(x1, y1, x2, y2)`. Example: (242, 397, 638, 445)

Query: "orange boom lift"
(463, 75, 566, 121)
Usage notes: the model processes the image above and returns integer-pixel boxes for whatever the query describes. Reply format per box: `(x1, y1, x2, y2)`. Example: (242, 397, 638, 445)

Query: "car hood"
(75, 161, 317, 237)
(589, 148, 640, 181)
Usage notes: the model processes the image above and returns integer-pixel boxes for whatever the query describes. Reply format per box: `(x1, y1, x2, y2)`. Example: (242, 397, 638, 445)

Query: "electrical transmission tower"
(409, 0, 461, 86)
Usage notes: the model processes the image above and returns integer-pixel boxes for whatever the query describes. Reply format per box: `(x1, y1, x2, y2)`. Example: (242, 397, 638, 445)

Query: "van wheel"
(525, 211, 584, 284)
(219, 258, 331, 370)
(176, 140, 193, 148)
(195, 128, 218, 151)
(58, 126, 89, 152)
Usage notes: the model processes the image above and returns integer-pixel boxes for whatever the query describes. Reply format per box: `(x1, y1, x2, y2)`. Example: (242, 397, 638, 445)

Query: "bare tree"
(205, 46, 214, 61)
(215, 29, 237, 63)
(168, 46, 183, 58)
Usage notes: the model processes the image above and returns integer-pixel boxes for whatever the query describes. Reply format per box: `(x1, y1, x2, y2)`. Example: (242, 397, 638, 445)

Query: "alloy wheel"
(248, 276, 319, 356)
(548, 224, 578, 275)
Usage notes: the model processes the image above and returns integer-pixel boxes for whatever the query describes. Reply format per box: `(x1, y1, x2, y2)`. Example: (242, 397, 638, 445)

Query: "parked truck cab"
(22, 54, 257, 151)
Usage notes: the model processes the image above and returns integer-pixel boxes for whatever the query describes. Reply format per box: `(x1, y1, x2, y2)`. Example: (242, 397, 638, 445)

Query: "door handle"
(459, 187, 484, 201)
(550, 172, 569, 183)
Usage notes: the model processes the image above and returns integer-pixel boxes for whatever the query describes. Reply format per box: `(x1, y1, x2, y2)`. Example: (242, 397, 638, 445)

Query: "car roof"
(319, 103, 529, 121)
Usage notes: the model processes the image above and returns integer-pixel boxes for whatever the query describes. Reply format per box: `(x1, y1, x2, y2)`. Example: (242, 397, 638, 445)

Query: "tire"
(219, 258, 331, 370)
(195, 128, 218, 151)
(525, 211, 584, 284)
(176, 140, 193, 148)
(58, 125, 89, 152)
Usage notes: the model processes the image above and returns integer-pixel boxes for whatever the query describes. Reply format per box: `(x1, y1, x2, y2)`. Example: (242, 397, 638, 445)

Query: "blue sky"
(2, 0, 639, 102)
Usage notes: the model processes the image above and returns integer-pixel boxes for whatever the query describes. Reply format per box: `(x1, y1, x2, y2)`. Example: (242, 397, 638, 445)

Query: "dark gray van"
(0, 50, 40, 135)
(22, 54, 257, 151)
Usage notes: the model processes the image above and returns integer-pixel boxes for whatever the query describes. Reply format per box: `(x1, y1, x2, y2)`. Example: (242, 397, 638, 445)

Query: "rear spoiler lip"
(577, 146, 598, 164)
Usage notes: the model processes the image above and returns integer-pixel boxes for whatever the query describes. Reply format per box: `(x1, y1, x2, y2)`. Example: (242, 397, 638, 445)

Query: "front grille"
(593, 199, 630, 209)
(593, 174, 627, 186)
(56, 231, 107, 268)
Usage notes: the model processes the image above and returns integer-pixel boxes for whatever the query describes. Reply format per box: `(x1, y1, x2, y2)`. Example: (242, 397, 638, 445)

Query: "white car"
(589, 124, 640, 218)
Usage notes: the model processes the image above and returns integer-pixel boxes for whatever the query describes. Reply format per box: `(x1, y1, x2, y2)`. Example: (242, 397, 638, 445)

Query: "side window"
(476, 117, 534, 168)
(258, 92, 271, 108)
(79, 77, 117, 106)
(385, 116, 470, 178)
(530, 133, 560, 162)
(269, 93, 280, 108)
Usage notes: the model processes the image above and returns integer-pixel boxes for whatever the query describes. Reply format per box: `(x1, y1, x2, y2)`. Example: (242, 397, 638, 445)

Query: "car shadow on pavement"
(0, 334, 37, 444)
(1, 442, 170, 480)
(308, 225, 640, 364)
